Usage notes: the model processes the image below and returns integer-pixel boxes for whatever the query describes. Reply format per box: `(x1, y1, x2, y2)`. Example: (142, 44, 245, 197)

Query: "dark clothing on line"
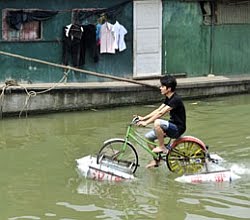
(62, 24, 99, 67)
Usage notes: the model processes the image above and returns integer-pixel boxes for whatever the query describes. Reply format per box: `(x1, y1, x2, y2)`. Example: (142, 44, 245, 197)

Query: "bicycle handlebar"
(131, 116, 140, 125)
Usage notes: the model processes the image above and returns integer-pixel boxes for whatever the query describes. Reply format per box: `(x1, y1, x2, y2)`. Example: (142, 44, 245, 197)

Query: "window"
(216, 1, 250, 24)
(200, 1, 250, 25)
(2, 9, 41, 41)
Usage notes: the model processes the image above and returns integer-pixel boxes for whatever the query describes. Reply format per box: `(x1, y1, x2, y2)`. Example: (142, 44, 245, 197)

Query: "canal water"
(0, 94, 249, 220)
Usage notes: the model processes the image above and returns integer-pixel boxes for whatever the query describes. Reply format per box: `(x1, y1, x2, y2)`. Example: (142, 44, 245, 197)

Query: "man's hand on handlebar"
(137, 120, 148, 127)
(132, 115, 147, 127)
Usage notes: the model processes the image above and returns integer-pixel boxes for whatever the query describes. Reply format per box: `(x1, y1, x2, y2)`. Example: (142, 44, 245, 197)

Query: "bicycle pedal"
(165, 144, 172, 151)
(159, 152, 167, 157)
(160, 155, 167, 160)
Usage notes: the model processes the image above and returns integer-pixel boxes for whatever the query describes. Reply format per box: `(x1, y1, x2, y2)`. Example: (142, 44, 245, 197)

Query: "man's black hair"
(160, 75, 177, 91)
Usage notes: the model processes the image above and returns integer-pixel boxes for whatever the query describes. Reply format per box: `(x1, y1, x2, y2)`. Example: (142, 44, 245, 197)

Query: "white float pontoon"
(175, 153, 241, 183)
(175, 169, 241, 183)
(76, 155, 135, 182)
(76, 153, 241, 183)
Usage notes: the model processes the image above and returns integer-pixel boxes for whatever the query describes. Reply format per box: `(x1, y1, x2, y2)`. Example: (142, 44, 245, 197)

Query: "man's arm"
(139, 104, 165, 121)
(138, 104, 172, 126)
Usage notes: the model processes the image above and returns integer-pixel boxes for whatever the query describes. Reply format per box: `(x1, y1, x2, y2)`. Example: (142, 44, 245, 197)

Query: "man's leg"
(144, 128, 160, 168)
(152, 119, 168, 153)
(155, 119, 165, 148)
(144, 129, 156, 150)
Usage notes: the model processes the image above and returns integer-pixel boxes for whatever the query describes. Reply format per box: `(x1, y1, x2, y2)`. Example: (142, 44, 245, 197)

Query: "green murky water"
(0, 94, 249, 220)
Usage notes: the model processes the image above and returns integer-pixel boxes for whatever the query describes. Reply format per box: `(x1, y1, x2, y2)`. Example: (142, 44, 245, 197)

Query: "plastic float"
(76, 155, 135, 182)
(175, 169, 241, 183)
(175, 153, 241, 183)
(76, 153, 241, 183)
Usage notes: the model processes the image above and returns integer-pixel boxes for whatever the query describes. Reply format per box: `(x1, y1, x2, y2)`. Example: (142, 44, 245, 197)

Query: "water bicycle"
(76, 117, 240, 183)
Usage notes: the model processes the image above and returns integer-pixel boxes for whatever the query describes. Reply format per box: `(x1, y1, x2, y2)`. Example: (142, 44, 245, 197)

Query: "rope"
(0, 70, 69, 118)
(0, 50, 159, 89)
(18, 70, 69, 118)
(0, 85, 8, 119)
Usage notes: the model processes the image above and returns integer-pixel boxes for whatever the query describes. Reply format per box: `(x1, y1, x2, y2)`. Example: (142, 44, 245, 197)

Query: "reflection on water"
(0, 94, 250, 219)
(179, 187, 250, 219)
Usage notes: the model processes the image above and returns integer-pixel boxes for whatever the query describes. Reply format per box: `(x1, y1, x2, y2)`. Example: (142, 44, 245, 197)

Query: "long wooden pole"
(0, 50, 158, 89)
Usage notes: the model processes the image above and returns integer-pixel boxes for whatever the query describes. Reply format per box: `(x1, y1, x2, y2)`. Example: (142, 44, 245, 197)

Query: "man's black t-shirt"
(164, 93, 186, 135)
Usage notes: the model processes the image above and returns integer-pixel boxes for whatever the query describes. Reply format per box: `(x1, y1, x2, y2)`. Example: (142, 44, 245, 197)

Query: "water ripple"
(9, 216, 40, 220)
(203, 199, 250, 219)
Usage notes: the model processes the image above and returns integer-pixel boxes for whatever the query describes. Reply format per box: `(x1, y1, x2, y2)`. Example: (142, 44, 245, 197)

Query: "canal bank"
(0, 75, 250, 117)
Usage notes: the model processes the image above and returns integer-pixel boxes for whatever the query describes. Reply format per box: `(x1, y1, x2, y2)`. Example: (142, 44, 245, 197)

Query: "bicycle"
(96, 117, 208, 175)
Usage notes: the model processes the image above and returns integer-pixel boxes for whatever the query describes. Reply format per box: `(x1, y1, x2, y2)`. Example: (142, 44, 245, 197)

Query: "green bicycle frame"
(122, 123, 169, 160)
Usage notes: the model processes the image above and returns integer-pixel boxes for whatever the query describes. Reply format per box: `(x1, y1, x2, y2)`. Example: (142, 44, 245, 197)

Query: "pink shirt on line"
(100, 22, 115, 54)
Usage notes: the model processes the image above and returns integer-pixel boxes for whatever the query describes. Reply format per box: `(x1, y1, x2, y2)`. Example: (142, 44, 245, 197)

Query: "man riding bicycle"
(136, 75, 186, 168)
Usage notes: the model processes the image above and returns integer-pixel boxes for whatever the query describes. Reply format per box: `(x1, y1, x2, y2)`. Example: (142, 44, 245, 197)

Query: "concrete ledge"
(0, 75, 250, 117)
(177, 76, 250, 98)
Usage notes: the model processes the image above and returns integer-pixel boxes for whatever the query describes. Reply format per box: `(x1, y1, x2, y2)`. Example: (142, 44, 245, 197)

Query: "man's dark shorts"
(145, 119, 180, 141)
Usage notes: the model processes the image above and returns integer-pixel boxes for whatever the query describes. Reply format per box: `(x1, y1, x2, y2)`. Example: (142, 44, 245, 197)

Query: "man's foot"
(152, 146, 168, 154)
(146, 159, 159, 168)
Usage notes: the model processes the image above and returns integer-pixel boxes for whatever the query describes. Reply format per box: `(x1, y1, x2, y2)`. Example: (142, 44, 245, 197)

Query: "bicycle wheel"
(166, 136, 207, 175)
(97, 139, 139, 174)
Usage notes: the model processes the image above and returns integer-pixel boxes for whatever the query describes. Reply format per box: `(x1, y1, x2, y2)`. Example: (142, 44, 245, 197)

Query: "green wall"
(0, 0, 133, 83)
(162, 1, 250, 77)
(213, 25, 250, 74)
(2, 0, 250, 82)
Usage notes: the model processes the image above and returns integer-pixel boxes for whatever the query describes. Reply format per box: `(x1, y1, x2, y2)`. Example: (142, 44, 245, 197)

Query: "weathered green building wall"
(162, 1, 210, 76)
(213, 25, 250, 74)
(2, 0, 250, 83)
(162, 1, 250, 77)
(0, 0, 133, 83)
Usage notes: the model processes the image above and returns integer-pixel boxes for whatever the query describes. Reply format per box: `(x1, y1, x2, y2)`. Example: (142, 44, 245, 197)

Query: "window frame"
(200, 1, 250, 25)
(2, 8, 43, 42)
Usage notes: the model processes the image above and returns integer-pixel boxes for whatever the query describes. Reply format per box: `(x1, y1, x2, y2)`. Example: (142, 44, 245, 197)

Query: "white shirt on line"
(100, 21, 127, 54)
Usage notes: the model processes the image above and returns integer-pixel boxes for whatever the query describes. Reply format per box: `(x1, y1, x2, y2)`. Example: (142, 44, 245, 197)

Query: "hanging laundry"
(96, 23, 102, 46)
(62, 24, 98, 67)
(100, 22, 115, 54)
(81, 24, 99, 64)
(65, 24, 72, 37)
(112, 21, 127, 52)
(62, 24, 83, 67)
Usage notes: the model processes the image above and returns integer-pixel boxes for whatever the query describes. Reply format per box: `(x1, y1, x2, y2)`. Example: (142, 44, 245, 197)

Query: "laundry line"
(0, 50, 158, 89)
